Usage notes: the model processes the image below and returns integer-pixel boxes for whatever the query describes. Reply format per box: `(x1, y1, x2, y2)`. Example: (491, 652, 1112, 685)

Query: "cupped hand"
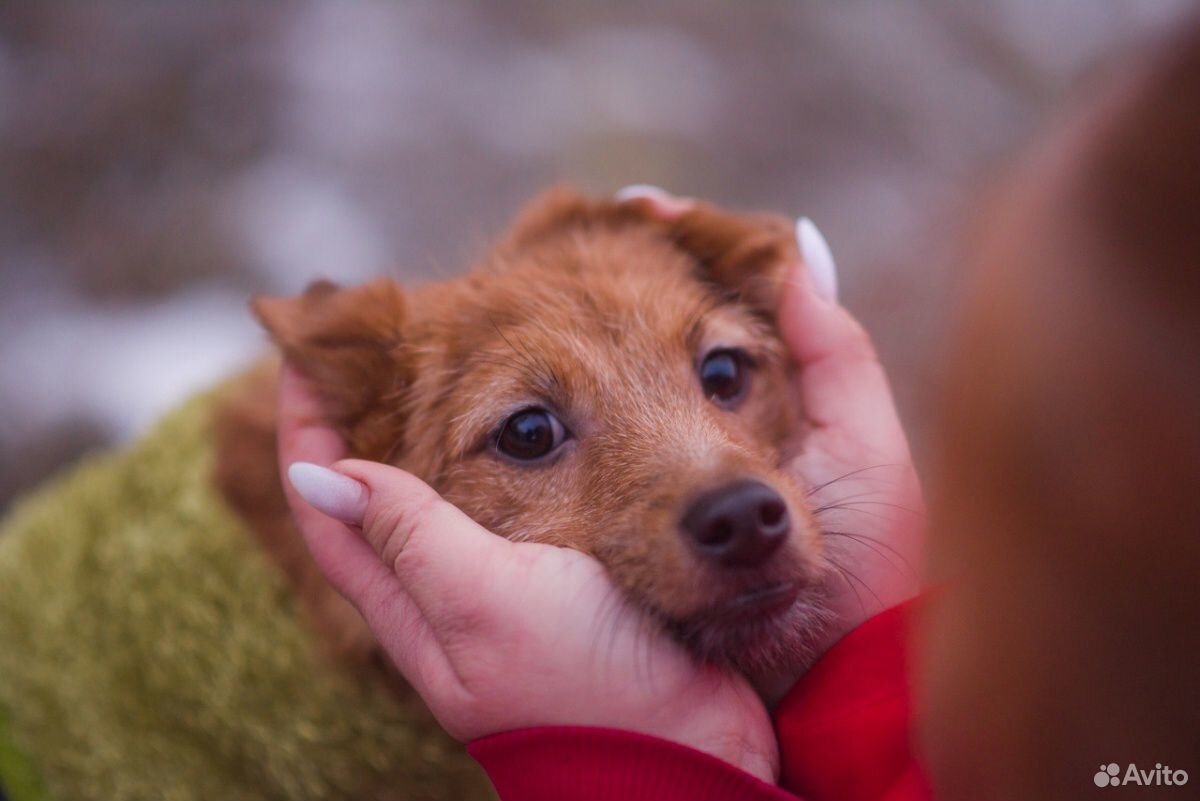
(776, 251, 923, 656)
(277, 365, 779, 783)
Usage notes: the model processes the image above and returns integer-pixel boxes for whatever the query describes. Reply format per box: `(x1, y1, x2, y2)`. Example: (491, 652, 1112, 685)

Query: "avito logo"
(1094, 763, 1189, 789)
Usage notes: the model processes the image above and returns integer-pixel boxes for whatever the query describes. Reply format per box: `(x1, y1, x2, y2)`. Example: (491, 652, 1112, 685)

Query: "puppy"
(224, 188, 832, 685)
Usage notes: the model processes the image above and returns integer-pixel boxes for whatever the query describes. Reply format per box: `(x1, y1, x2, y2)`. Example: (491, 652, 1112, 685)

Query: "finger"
(276, 375, 510, 710)
(276, 365, 401, 604)
(777, 264, 909, 456)
(614, 183, 695, 219)
(277, 364, 345, 507)
(795, 217, 838, 303)
(290, 459, 519, 629)
(283, 458, 469, 712)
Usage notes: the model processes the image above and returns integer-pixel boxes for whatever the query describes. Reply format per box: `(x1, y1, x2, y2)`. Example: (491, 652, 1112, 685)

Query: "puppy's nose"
(681, 480, 790, 568)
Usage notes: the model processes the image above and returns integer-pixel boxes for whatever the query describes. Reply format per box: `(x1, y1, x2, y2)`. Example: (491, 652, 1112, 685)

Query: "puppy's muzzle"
(680, 480, 790, 568)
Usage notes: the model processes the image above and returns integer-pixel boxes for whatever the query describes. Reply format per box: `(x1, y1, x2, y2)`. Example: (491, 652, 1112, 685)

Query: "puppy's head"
(256, 188, 826, 675)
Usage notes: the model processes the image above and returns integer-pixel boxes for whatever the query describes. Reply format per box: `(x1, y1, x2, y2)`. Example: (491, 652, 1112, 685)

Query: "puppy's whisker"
(812, 503, 903, 527)
(813, 499, 923, 517)
(821, 529, 916, 576)
(828, 560, 866, 615)
(811, 495, 892, 516)
(825, 554, 884, 612)
(598, 587, 622, 681)
(811, 486, 906, 507)
(633, 605, 655, 692)
(804, 463, 902, 497)
(579, 566, 629, 683)
(822, 528, 912, 566)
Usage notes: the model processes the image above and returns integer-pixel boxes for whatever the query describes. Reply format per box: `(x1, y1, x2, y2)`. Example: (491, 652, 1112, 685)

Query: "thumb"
(286, 459, 516, 625)
(778, 263, 908, 455)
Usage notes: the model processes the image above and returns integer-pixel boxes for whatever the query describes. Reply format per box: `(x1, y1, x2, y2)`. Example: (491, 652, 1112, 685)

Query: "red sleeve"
(468, 600, 929, 801)
(774, 600, 931, 801)
(468, 726, 797, 801)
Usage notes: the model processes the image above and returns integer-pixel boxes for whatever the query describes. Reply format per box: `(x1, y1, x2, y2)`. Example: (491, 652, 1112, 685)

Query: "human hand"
(776, 228, 923, 656)
(276, 365, 780, 782)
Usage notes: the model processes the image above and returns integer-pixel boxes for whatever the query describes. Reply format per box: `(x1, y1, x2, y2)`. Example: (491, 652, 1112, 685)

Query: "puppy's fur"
(216, 189, 831, 693)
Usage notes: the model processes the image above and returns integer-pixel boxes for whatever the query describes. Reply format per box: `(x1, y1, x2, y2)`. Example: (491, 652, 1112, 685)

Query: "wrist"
(654, 671, 779, 783)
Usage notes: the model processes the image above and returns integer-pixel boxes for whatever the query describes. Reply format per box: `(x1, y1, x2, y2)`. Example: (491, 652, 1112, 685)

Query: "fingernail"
(615, 184, 694, 218)
(287, 462, 368, 525)
(796, 217, 839, 303)
(614, 183, 672, 202)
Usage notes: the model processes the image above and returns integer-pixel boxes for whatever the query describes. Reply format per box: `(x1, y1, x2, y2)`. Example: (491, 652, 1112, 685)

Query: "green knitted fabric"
(0, 393, 490, 801)
(0, 702, 49, 801)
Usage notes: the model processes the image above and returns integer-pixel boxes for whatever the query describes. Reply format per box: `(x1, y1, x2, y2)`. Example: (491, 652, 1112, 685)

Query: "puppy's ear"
(662, 203, 798, 313)
(252, 278, 409, 459)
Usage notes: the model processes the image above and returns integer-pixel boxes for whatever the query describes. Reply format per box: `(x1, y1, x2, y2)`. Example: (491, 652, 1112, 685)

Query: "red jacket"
(469, 602, 930, 801)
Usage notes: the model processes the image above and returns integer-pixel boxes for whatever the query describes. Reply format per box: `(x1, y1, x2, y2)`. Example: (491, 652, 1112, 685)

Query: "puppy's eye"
(699, 348, 750, 406)
(496, 408, 568, 461)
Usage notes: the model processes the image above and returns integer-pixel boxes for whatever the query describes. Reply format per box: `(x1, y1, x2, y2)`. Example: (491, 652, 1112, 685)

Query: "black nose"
(680, 480, 790, 568)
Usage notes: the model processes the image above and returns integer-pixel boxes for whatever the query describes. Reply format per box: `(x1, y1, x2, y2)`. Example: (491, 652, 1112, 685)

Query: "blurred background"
(0, 1, 1190, 512)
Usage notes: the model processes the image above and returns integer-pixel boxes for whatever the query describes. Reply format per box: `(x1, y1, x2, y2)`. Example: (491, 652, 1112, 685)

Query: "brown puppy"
(217, 189, 831, 687)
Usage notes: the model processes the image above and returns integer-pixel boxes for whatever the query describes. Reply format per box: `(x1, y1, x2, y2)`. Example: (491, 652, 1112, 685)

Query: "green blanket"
(0, 393, 488, 801)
